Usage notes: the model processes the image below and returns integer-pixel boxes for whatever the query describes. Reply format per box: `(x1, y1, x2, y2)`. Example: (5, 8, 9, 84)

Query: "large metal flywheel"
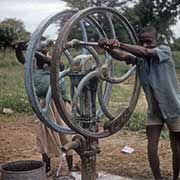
(25, 7, 141, 139)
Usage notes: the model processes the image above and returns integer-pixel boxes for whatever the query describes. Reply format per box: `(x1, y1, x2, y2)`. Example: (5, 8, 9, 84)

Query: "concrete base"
(70, 171, 135, 180)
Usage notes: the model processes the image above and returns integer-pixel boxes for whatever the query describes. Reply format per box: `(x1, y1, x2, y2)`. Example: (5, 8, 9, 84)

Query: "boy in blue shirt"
(99, 26, 180, 180)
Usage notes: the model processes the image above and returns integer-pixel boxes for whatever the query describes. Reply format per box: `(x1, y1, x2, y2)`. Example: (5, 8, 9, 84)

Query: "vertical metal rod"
(80, 138, 97, 180)
(81, 154, 97, 180)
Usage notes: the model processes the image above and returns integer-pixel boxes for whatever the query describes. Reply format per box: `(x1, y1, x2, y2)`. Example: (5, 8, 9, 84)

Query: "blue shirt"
(136, 44, 180, 119)
(33, 69, 68, 101)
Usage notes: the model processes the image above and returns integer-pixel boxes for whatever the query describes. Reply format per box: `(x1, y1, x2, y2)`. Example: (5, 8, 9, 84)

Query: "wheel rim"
(50, 7, 141, 138)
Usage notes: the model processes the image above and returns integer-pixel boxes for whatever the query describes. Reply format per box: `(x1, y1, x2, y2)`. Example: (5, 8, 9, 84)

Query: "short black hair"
(139, 26, 158, 38)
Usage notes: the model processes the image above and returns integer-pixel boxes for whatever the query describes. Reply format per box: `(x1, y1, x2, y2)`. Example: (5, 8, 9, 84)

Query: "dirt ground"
(0, 113, 173, 180)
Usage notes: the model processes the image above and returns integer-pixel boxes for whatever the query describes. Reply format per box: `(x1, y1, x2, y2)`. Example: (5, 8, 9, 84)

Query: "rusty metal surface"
(50, 7, 140, 138)
(25, 6, 140, 138)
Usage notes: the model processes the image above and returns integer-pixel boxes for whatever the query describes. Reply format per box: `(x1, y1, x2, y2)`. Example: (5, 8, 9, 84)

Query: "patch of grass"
(173, 51, 180, 69)
(126, 112, 146, 132)
(0, 50, 31, 113)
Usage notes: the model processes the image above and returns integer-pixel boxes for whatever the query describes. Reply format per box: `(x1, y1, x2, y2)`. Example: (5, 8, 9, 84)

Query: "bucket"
(0, 160, 47, 180)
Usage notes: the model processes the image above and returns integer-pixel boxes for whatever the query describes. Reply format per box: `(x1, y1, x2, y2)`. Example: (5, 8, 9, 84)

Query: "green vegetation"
(0, 50, 31, 113)
(126, 111, 168, 137)
(0, 18, 30, 48)
(62, 0, 180, 42)
(173, 51, 180, 69)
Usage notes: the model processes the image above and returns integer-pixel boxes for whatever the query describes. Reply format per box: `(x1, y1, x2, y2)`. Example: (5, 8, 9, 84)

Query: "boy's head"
(138, 26, 158, 48)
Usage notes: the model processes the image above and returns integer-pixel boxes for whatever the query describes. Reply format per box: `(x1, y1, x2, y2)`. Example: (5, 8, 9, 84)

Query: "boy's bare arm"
(102, 47, 136, 65)
(98, 38, 156, 59)
(120, 43, 155, 58)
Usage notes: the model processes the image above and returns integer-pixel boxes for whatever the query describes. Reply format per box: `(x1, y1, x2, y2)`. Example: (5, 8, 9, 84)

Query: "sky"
(0, 0, 180, 39)
(0, 0, 67, 39)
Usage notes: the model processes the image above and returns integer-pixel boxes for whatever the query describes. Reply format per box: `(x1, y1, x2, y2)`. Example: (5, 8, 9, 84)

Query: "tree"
(62, 0, 135, 10)
(61, 0, 180, 42)
(171, 37, 180, 51)
(123, 0, 180, 42)
(0, 18, 30, 50)
(59, 0, 136, 42)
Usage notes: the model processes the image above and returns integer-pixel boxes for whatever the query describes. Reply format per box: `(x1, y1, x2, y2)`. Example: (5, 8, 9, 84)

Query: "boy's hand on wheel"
(98, 38, 121, 49)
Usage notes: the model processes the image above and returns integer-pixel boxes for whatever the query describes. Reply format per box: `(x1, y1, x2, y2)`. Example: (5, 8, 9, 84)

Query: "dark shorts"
(147, 116, 180, 132)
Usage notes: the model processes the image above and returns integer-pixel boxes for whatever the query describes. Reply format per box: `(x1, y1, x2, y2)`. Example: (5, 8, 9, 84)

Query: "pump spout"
(61, 139, 81, 154)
